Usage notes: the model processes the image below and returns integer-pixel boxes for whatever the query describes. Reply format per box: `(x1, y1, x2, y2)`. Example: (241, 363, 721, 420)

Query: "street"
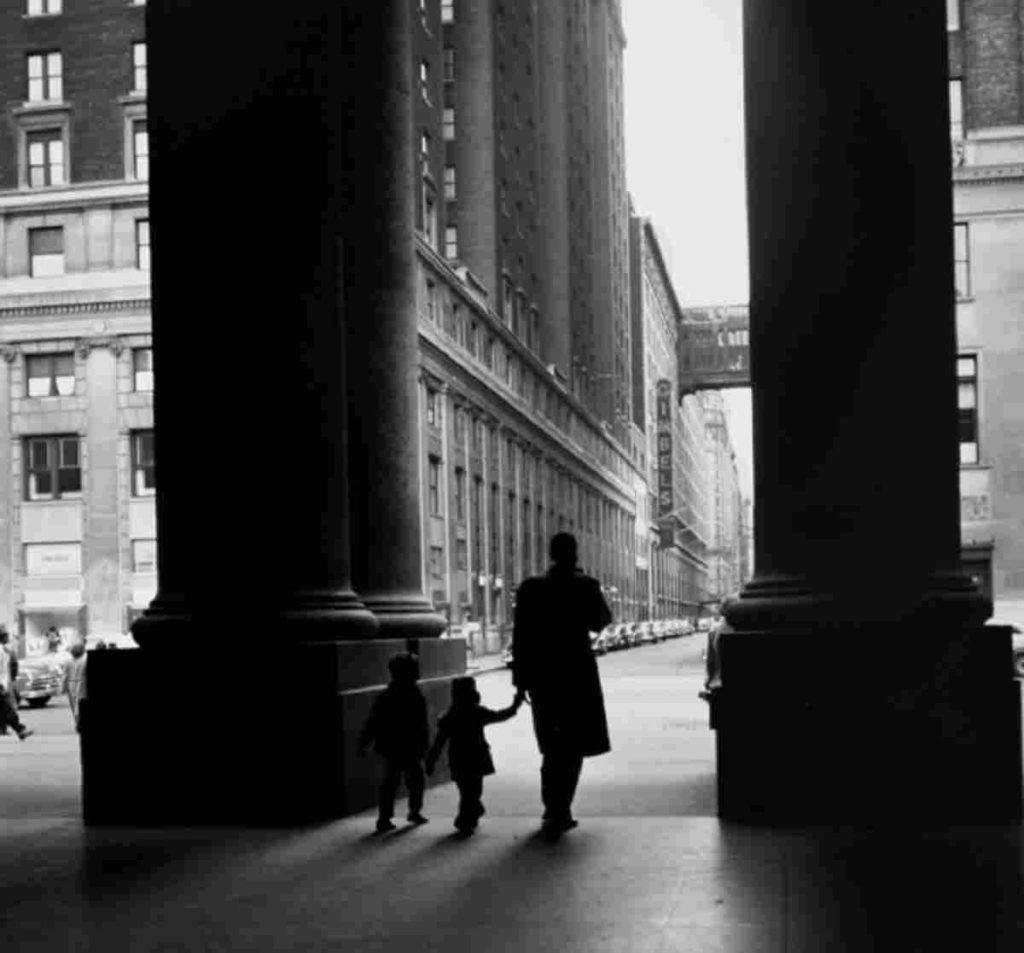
(463, 634, 717, 821)
(0, 637, 716, 823)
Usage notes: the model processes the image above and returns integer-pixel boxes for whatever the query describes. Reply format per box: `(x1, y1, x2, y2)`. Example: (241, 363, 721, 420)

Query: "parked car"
(638, 621, 659, 644)
(14, 655, 63, 709)
(590, 629, 609, 655)
(501, 643, 514, 668)
(1009, 626, 1024, 677)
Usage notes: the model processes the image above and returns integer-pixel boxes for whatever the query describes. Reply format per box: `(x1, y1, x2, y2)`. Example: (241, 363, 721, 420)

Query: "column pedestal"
(713, 626, 1022, 823)
(82, 636, 463, 825)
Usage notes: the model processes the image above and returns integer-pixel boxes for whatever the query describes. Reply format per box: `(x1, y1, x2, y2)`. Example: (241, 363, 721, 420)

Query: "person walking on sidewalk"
(0, 627, 33, 741)
(357, 652, 430, 833)
(424, 676, 522, 834)
(62, 642, 87, 732)
(512, 532, 612, 837)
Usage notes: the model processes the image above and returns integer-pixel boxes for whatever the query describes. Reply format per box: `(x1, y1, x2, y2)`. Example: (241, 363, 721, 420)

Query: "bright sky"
(622, 0, 753, 500)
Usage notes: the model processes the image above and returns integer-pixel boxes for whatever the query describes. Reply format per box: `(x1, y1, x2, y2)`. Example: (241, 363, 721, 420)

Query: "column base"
(81, 636, 465, 825)
(712, 625, 1023, 824)
(359, 591, 448, 640)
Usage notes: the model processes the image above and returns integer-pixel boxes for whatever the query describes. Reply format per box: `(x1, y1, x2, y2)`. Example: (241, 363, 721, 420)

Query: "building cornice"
(0, 180, 148, 213)
(0, 296, 150, 318)
(953, 164, 1024, 186)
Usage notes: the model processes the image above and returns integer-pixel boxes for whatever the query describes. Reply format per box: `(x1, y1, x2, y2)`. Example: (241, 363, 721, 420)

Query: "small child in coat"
(425, 675, 522, 834)
(357, 652, 430, 834)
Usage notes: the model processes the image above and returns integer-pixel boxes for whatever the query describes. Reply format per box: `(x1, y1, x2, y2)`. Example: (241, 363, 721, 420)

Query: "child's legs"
(378, 758, 403, 820)
(403, 761, 425, 814)
(455, 776, 484, 822)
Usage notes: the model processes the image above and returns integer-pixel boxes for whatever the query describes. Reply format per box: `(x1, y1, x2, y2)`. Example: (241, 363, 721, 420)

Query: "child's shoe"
(407, 812, 429, 825)
(375, 818, 397, 834)
(16, 728, 33, 741)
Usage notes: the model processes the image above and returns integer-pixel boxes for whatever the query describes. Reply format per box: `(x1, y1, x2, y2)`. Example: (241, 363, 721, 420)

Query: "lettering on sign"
(655, 378, 673, 517)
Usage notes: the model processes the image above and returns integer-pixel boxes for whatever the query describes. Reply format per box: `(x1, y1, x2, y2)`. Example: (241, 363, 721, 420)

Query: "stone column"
(715, 0, 1022, 822)
(81, 0, 464, 826)
(80, 339, 123, 637)
(344, 0, 445, 640)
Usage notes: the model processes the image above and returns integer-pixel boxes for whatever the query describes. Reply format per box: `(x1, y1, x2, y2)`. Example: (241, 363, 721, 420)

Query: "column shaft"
(345, 0, 444, 639)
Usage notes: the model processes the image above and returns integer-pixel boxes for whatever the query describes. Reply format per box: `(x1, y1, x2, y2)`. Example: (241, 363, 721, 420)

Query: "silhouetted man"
(512, 532, 612, 836)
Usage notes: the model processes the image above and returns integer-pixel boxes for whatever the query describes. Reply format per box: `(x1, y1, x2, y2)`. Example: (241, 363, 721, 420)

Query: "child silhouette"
(425, 676, 522, 834)
(357, 652, 430, 833)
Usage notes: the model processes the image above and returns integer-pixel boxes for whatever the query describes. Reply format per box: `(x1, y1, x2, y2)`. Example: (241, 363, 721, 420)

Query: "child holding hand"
(425, 676, 523, 834)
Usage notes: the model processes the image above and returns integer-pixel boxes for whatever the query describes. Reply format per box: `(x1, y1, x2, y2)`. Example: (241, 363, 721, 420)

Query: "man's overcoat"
(512, 567, 612, 758)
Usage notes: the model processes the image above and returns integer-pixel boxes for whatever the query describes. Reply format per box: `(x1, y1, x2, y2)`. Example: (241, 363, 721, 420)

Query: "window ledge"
(118, 92, 147, 105)
(22, 13, 62, 20)
(13, 100, 71, 117)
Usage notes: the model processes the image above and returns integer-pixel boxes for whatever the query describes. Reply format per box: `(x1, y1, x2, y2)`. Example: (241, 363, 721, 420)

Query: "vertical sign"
(656, 379, 674, 548)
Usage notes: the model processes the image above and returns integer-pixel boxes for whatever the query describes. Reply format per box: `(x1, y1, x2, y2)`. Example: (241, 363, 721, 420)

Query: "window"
(29, 226, 64, 276)
(136, 219, 151, 270)
(132, 539, 157, 574)
(468, 320, 478, 358)
(443, 47, 455, 82)
(25, 435, 80, 500)
(429, 545, 444, 578)
(954, 222, 970, 299)
(443, 107, 455, 140)
(456, 539, 468, 571)
(420, 130, 431, 165)
(131, 430, 155, 496)
(501, 275, 513, 325)
(958, 355, 979, 465)
(454, 406, 466, 443)
(133, 347, 153, 391)
(516, 290, 527, 338)
(26, 353, 74, 397)
(422, 276, 437, 323)
(132, 42, 147, 93)
(419, 60, 431, 104)
(26, 542, 80, 576)
(445, 225, 458, 260)
(444, 165, 456, 200)
(949, 79, 963, 141)
(428, 456, 441, 514)
(473, 418, 483, 453)
(441, 0, 453, 23)
(947, 0, 960, 30)
(27, 52, 62, 102)
(422, 179, 438, 249)
(530, 307, 539, 351)
(27, 0, 62, 15)
(455, 467, 466, 521)
(132, 119, 149, 179)
(27, 129, 64, 187)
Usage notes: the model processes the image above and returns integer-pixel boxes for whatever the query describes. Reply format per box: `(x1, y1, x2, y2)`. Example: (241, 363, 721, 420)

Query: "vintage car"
(14, 655, 63, 709)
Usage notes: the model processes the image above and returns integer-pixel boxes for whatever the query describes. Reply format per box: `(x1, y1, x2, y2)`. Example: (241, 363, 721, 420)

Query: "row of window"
(25, 0, 144, 15)
(24, 431, 153, 501)
(26, 43, 145, 104)
(24, 118, 148, 189)
(25, 220, 149, 277)
(23, 538, 154, 578)
(22, 347, 152, 397)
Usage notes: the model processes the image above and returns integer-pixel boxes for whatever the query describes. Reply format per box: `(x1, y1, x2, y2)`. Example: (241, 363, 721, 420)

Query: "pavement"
(3, 639, 1024, 951)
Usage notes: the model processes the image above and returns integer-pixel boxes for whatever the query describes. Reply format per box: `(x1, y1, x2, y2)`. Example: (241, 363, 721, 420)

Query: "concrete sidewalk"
(3, 645, 1024, 951)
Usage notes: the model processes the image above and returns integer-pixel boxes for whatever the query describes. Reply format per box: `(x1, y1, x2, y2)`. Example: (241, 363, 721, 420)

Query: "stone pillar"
(80, 339, 123, 636)
(81, 0, 462, 825)
(715, 0, 1022, 822)
(344, 0, 445, 640)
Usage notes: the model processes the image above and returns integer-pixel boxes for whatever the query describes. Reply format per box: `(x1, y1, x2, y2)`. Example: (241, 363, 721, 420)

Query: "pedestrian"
(0, 627, 33, 741)
(424, 676, 522, 834)
(357, 652, 430, 833)
(45, 626, 61, 654)
(511, 532, 612, 837)
(0, 628, 16, 737)
(62, 642, 87, 732)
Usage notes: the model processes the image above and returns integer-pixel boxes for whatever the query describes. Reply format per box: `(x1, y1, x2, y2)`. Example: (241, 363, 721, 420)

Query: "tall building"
(0, 0, 151, 653)
(415, 0, 641, 645)
(948, 0, 1024, 622)
(698, 390, 745, 603)
(628, 212, 712, 618)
